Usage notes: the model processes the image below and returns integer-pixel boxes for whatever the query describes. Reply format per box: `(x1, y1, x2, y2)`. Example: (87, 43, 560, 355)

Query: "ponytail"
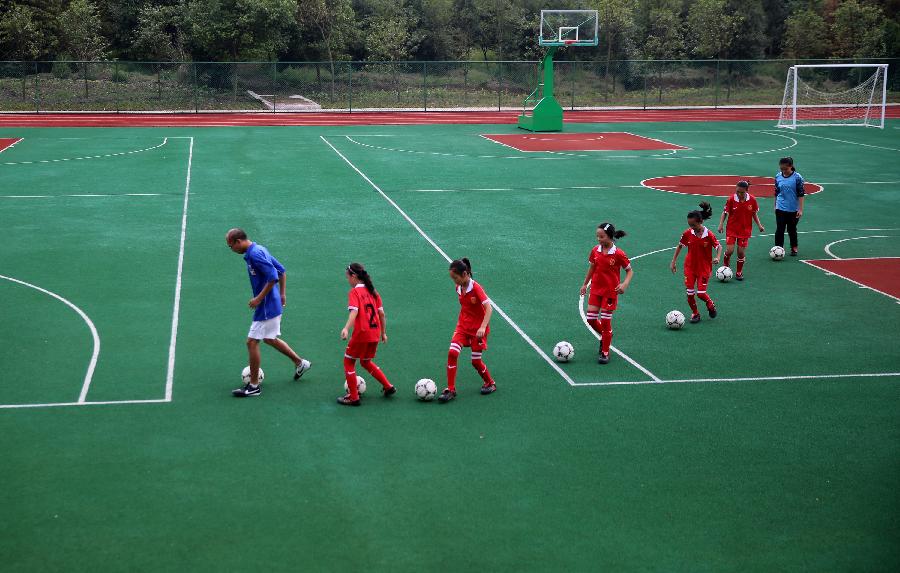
(347, 262, 376, 294)
(449, 258, 472, 276)
(598, 222, 627, 240)
(688, 201, 713, 222)
(779, 156, 796, 172)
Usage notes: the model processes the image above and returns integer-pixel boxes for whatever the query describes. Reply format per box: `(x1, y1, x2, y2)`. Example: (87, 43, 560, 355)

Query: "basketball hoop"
(563, 39, 577, 45)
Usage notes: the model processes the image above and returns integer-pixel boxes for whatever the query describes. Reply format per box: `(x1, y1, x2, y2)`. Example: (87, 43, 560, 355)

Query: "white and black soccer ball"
(715, 265, 734, 282)
(770, 246, 786, 261)
(415, 378, 437, 401)
(241, 366, 265, 384)
(666, 310, 686, 330)
(344, 375, 367, 395)
(552, 341, 575, 362)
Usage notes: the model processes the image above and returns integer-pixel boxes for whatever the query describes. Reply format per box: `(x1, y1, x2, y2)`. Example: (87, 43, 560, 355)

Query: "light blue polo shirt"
(774, 171, 806, 212)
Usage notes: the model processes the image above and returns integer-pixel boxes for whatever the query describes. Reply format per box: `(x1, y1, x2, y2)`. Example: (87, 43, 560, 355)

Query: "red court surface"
(802, 258, 900, 302)
(0, 138, 22, 152)
(642, 175, 823, 197)
(481, 132, 688, 152)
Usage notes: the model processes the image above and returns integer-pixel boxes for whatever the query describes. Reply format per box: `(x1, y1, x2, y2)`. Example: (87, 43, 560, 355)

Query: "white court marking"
(823, 235, 889, 259)
(803, 234, 900, 304)
(785, 131, 900, 153)
(0, 275, 100, 403)
(1, 136, 194, 410)
(0, 138, 169, 166)
(321, 135, 579, 387)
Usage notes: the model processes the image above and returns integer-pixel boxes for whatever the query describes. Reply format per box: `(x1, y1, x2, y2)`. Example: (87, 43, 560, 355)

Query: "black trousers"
(775, 209, 799, 248)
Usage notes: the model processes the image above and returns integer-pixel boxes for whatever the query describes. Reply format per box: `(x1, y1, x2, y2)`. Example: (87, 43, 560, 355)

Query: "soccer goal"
(777, 64, 889, 129)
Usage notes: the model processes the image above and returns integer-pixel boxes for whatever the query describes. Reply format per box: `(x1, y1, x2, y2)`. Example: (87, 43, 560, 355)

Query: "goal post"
(777, 63, 889, 129)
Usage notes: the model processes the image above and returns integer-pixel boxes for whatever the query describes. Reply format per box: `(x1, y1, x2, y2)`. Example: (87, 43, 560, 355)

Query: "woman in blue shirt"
(774, 156, 806, 256)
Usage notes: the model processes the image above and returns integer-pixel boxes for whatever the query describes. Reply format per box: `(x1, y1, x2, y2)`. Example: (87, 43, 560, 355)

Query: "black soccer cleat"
(598, 352, 610, 364)
(382, 385, 397, 397)
(690, 314, 702, 324)
(790, 248, 798, 256)
(336, 394, 361, 406)
(233, 384, 261, 397)
(438, 389, 457, 403)
(708, 306, 717, 319)
(480, 383, 496, 395)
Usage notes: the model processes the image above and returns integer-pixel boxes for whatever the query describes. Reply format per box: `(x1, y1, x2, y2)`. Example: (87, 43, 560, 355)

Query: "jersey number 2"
(364, 304, 378, 329)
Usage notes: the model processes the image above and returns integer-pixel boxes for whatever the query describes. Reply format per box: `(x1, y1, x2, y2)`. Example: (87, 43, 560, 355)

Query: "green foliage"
(783, 8, 830, 58)
(132, 4, 185, 61)
(58, 0, 109, 61)
(831, 0, 886, 58)
(0, 4, 46, 60)
(686, 0, 742, 59)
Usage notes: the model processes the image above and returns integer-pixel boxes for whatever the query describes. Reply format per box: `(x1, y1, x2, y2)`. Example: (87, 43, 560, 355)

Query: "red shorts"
(345, 339, 378, 360)
(684, 274, 710, 292)
(588, 292, 618, 312)
(451, 330, 488, 352)
(726, 236, 749, 247)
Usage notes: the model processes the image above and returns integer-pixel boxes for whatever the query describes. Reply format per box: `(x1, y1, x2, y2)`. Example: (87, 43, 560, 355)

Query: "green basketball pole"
(518, 46, 563, 132)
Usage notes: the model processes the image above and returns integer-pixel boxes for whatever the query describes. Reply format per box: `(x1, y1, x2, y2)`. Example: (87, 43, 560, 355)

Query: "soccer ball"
(770, 246, 786, 261)
(715, 265, 734, 282)
(344, 375, 367, 395)
(666, 310, 686, 330)
(241, 366, 265, 384)
(552, 341, 575, 362)
(415, 378, 437, 401)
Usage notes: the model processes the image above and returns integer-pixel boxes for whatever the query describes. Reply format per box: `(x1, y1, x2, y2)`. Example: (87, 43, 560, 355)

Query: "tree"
(831, 0, 886, 57)
(686, 0, 743, 59)
(185, 0, 296, 61)
(783, 8, 830, 58)
(58, 0, 109, 61)
(296, 0, 356, 98)
(0, 4, 46, 60)
(596, 0, 636, 77)
(132, 4, 187, 61)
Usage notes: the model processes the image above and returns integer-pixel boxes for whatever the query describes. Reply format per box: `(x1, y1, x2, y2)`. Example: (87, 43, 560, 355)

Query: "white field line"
(578, 294, 661, 382)
(0, 137, 23, 152)
(785, 131, 900, 152)
(823, 235, 889, 259)
(801, 259, 900, 304)
(572, 372, 900, 387)
(0, 138, 169, 166)
(1, 193, 162, 199)
(0, 275, 100, 403)
(320, 135, 576, 386)
(0, 399, 169, 410)
(165, 136, 193, 402)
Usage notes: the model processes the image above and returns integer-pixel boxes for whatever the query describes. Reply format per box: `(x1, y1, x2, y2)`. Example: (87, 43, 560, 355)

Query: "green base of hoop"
(517, 96, 563, 132)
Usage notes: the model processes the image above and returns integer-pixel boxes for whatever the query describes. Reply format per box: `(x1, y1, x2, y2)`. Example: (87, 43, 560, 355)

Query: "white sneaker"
(293, 359, 311, 380)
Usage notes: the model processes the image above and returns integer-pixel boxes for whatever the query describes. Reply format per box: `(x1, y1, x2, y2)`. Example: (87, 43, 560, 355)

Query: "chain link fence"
(1, 59, 897, 113)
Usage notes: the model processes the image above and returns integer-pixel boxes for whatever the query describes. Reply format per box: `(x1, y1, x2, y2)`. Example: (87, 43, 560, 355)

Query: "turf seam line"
(320, 135, 577, 387)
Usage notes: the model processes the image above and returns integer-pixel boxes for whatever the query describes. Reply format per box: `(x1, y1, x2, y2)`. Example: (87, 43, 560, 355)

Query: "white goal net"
(777, 64, 888, 129)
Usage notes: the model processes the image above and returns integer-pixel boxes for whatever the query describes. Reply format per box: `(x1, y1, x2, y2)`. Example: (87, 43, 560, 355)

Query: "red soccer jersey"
(348, 284, 383, 343)
(723, 193, 759, 239)
(588, 244, 631, 297)
(680, 227, 720, 277)
(456, 279, 491, 336)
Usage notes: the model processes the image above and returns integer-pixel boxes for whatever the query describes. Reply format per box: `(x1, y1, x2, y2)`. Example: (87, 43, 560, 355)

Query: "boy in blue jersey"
(226, 228, 311, 397)
(774, 157, 806, 256)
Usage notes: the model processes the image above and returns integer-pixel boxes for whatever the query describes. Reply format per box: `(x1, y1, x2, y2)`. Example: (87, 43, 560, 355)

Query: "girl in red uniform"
(580, 222, 634, 364)
(716, 180, 765, 281)
(337, 263, 396, 406)
(440, 258, 495, 403)
(670, 202, 722, 323)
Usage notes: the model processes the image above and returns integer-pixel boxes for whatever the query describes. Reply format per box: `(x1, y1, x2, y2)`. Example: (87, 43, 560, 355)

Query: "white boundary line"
(786, 131, 900, 152)
(0, 137, 23, 152)
(572, 372, 900, 387)
(0, 399, 169, 410)
(0, 274, 100, 403)
(801, 259, 900, 304)
(577, 293, 661, 381)
(165, 136, 193, 401)
(320, 135, 576, 386)
(1, 138, 169, 166)
(639, 174, 824, 198)
(478, 132, 690, 153)
(822, 235, 888, 259)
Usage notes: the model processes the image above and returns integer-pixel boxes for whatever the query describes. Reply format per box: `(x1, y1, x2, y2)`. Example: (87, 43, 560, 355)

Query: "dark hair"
(597, 222, 626, 240)
(449, 258, 472, 276)
(688, 201, 713, 222)
(347, 262, 376, 294)
(226, 228, 247, 242)
(779, 156, 795, 172)
(736, 180, 750, 189)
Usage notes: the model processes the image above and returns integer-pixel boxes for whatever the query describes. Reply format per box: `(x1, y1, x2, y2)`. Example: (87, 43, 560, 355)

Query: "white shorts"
(247, 315, 282, 340)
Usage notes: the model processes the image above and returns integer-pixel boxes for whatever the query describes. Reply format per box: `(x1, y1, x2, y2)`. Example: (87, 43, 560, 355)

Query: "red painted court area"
(803, 258, 900, 302)
(642, 175, 823, 197)
(482, 132, 687, 152)
(0, 137, 22, 152)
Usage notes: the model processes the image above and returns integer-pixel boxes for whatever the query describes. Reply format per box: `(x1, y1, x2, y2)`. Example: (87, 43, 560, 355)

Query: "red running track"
(0, 108, 809, 128)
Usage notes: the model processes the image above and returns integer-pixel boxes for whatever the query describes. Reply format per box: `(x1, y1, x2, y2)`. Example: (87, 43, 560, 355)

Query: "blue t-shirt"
(243, 243, 285, 321)
(774, 171, 805, 212)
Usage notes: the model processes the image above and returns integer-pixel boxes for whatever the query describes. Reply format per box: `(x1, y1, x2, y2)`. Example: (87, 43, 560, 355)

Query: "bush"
(51, 61, 73, 79)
